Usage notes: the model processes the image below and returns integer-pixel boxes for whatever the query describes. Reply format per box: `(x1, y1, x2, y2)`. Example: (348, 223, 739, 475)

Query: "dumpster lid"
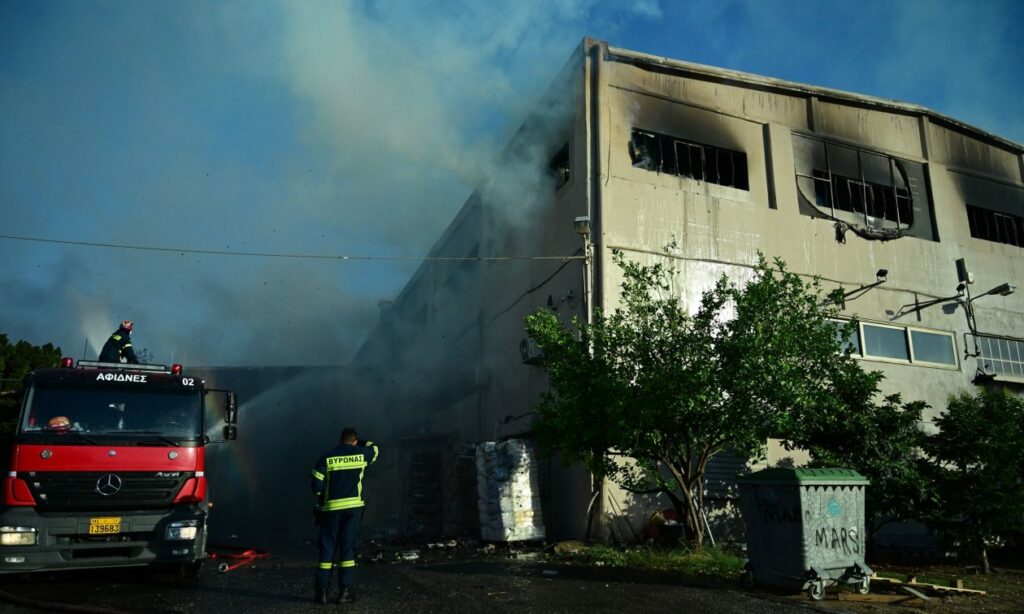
(737, 468, 869, 485)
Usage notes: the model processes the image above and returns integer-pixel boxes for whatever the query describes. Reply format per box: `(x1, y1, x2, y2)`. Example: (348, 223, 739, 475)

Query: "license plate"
(88, 517, 122, 535)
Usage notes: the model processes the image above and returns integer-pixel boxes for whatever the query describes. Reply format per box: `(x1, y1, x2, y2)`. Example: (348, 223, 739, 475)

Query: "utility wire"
(489, 247, 584, 323)
(0, 234, 584, 262)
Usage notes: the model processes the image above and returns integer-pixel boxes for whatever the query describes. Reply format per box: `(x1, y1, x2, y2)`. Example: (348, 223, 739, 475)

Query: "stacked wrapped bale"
(476, 439, 546, 542)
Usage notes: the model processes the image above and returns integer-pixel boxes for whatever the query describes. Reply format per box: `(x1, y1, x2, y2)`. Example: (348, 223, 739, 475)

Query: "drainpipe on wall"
(585, 37, 607, 541)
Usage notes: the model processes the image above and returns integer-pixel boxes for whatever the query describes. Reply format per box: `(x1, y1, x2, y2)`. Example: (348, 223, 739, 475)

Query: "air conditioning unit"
(519, 338, 544, 365)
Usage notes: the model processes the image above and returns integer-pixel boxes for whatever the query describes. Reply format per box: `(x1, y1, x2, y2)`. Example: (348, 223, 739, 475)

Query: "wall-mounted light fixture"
(888, 257, 1017, 381)
(889, 260, 1014, 325)
(574, 216, 594, 326)
(978, 282, 1016, 298)
(964, 280, 1015, 384)
(888, 287, 965, 321)
(573, 215, 591, 236)
(826, 268, 889, 308)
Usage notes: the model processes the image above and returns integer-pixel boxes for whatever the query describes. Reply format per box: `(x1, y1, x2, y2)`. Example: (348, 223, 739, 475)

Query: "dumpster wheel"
(739, 565, 755, 589)
(855, 577, 870, 595)
(807, 579, 826, 601)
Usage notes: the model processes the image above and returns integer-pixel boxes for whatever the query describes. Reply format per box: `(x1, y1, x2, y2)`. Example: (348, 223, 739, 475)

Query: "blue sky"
(1, 0, 1021, 365)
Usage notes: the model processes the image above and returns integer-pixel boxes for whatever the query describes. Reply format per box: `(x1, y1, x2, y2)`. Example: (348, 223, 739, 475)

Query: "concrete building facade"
(355, 39, 1024, 541)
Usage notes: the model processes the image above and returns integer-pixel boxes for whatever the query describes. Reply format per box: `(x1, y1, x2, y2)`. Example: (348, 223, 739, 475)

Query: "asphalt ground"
(0, 540, 820, 614)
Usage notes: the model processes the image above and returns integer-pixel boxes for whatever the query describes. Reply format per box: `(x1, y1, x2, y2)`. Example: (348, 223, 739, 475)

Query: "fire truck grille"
(23, 472, 192, 511)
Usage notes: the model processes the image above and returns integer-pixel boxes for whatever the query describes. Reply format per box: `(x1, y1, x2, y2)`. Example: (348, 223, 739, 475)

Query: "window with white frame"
(862, 323, 910, 361)
(975, 334, 1024, 380)
(837, 320, 957, 368)
(832, 319, 861, 355)
(909, 329, 958, 366)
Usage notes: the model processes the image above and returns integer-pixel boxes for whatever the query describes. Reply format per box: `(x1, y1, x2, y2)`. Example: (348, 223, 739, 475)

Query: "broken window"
(548, 142, 570, 190)
(793, 133, 935, 241)
(629, 128, 749, 190)
(967, 205, 1024, 248)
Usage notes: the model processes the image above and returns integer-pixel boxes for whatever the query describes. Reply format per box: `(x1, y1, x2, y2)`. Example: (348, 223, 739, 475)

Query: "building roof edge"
(603, 43, 1024, 154)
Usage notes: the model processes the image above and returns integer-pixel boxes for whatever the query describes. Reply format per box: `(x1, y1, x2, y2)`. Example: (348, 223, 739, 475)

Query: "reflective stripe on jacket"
(98, 330, 139, 364)
(311, 441, 379, 512)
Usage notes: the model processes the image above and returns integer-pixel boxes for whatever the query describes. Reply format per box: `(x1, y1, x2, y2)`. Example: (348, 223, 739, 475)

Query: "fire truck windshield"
(19, 384, 203, 442)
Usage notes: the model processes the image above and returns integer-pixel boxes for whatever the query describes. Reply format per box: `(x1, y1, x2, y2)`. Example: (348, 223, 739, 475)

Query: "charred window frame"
(629, 128, 749, 190)
(548, 143, 571, 191)
(793, 134, 935, 240)
(966, 204, 1024, 248)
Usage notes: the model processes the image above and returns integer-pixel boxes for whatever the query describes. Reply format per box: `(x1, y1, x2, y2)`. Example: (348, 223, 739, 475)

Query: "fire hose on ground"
(0, 545, 271, 611)
(206, 544, 271, 573)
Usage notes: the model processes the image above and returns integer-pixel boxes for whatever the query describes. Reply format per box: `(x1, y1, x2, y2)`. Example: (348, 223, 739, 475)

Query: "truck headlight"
(0, 526, 38, 546)
(165, 520, 199, 541)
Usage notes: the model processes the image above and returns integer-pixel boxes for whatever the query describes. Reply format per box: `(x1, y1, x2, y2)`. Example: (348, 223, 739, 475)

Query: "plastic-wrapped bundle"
(476, 439, 545, 542)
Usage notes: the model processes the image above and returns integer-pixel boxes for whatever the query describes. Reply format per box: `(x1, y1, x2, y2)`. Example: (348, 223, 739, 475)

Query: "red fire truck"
(0, 359, 237, 574)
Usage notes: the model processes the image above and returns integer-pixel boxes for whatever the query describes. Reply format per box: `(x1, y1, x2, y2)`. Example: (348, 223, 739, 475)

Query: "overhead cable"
(0, 234, 583, 262)
(489, 247, 584, 322)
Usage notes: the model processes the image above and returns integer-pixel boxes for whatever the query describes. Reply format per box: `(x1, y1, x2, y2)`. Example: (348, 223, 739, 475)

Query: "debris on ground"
(396, 550, 421, 562)
(554, 540, 586, 556)
(427, 539, 461, 550)
(871, 574, 987, 596)
(836, 592, 930, 607)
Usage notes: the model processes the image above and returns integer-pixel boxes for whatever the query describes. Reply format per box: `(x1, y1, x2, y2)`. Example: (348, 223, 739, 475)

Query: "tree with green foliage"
(794, 393, 929, 548)
(1, 333, 62, 435)
(921, 390, 1024, 574)
(526, 249, 900, 549)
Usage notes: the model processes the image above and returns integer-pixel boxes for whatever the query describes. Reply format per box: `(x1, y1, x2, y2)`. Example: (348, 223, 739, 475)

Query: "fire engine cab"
(0, 359, 237, 574)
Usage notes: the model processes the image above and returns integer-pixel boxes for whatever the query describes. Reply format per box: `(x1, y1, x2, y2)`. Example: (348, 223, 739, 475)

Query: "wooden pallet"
(870, 574, 987, 596)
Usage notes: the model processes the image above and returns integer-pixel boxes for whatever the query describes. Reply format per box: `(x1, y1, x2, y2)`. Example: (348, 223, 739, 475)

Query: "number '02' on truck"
(0, 359, 238, 574)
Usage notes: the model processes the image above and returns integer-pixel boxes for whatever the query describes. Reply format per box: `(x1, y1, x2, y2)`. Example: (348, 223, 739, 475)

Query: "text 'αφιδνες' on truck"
(0, 359, 238, 575)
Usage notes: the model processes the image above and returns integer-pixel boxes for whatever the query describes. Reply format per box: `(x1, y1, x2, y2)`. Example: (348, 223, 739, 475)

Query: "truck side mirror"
(223, 425, 237, 441)
(225, 392, 238, 425)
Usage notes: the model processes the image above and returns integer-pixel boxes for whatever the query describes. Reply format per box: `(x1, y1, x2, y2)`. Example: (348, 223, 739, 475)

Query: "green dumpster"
(737, 468, 873, 600)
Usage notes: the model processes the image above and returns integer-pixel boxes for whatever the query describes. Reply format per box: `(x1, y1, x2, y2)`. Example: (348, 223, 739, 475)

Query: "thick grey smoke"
(0, 1, 659, 366)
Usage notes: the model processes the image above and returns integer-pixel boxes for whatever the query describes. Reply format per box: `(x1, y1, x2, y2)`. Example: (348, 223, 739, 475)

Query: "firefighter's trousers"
(316, 508, 362, 591)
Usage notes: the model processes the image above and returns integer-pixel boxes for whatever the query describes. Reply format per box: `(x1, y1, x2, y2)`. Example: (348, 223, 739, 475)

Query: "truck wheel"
(807, 580, 825, 601)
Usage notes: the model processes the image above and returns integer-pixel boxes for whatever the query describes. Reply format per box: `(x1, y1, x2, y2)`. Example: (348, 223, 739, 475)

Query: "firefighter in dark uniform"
(98, 320, 139, 364)
(310, 427, 379, 604)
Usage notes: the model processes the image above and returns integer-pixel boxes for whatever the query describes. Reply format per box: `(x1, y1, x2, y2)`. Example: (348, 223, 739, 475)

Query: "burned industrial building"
(202, 38, 1022, 547)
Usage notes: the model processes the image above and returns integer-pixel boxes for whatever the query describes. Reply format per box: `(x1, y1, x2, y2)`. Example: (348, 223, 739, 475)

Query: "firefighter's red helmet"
(120, 320, 133, 332)
(47, 416, 71, 432)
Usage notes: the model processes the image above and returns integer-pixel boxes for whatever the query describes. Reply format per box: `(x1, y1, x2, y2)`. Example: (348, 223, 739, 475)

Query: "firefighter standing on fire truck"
(310, 427, 379, 604)
(98, 320, 139, 364)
